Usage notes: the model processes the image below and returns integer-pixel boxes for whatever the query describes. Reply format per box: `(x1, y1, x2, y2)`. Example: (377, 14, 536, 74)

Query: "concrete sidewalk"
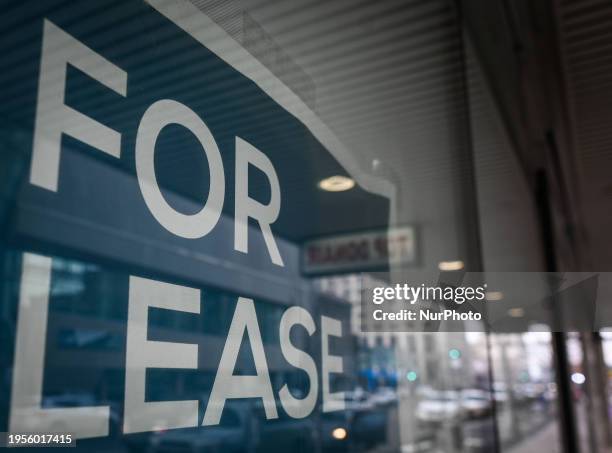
(507, 422, 561, 453)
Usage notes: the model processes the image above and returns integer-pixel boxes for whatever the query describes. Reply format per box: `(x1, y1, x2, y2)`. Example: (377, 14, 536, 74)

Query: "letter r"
(234, 137, 284, 266)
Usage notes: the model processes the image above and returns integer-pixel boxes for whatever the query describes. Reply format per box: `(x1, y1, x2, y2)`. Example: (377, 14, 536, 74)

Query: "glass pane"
(3, 1, 604, 453)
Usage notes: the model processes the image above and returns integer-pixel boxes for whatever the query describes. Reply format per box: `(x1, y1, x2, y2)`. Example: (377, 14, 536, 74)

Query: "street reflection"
(318, 275, 560, 453)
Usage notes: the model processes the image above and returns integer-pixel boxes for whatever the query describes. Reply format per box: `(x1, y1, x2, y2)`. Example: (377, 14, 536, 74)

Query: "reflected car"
(370, 387, 398, 406)
(253, 405, 317, 453)
(460, 389, 492, 419)
(492, 383, 509, 405)
(321, 392, 388, 452)
(342, 388, 370, 408)
(322, 411, 350, 452)
(513, 383, 545, 403)
(147, 401, 317, 453)
(149, 406, 246, 453)
(416, 391, 462, 423)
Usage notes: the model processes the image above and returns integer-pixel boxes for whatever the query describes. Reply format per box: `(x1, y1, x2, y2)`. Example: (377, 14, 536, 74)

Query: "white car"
(460, 389, 492, 419)
(370, 387, 398, 406)
(492, 383, 509, 404)
(416, 391, 462, 423)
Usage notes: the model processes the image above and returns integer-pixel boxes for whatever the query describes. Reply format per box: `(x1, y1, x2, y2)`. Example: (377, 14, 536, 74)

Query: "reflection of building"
(315, 274, 475, 390)
(490, 333, 553, 386)
(1, 247, 358, 407)
(192, 0, 316, 109)
(0, 0, 389, 414)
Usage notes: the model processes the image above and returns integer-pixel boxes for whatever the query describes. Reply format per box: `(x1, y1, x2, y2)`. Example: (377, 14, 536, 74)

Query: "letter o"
(136, 99, 225, 238)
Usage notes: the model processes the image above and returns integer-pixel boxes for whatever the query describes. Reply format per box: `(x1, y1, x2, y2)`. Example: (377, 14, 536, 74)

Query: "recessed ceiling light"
(332, 427, 348, 440)
(318, 175, 355, 192)
(438, 260, 464, 271)
(486, 291, 504, 301)
(508, 307, 525, 318)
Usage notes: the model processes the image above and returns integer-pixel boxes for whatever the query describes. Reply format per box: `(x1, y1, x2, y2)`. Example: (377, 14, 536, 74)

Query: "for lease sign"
(0, 0, 394, 441)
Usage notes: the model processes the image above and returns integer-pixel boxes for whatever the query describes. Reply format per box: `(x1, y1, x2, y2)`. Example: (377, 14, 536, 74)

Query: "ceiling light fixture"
(438, 260, 464, 271)
(486, 291, 504, 301)
(318, 175, 355, 192)
(508, 307, 525, 318)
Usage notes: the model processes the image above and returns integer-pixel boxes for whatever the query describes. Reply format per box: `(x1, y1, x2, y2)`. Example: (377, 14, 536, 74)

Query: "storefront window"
(2, 1, 610, 452)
